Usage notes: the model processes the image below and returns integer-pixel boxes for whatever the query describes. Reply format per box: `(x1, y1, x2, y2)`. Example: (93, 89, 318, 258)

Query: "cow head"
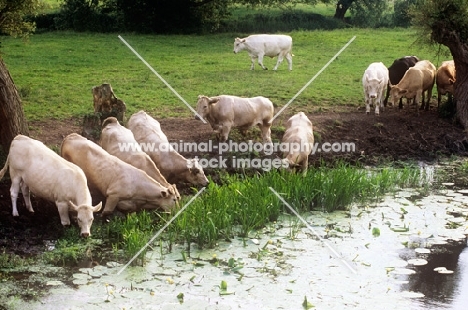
(388, 85, 406, 107)
(186, 158, 209, 186)
(68, 201, 102, 238)
(154, 188, 178, 212)
(365, 77, 383, 100)
(195, 95, 219, 121)
(233, 38, 246, 54)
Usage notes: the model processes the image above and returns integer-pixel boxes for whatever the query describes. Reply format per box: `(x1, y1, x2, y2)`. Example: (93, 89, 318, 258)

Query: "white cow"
(100, 117, 181, 201)
(0, 135, 102, 237)
(362, 62, 389, 115)
(195, 95, 274, 143)
(233, 34, 293, 71)
(127, 111, 209, 186)
(281, 112, 314, 173)
(61, 133, 177, 217)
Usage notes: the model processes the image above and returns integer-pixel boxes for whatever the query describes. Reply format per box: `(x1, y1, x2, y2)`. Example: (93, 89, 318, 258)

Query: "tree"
(0, 0, 39, 150)
(411, 0, 468, 130)
(333, 0, 354, 20)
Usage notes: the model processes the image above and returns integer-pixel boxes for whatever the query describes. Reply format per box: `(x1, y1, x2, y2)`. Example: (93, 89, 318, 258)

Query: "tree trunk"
(334, 0, 354, 20)
(453, 58, 468, 130)
(0, 58, 29, 151)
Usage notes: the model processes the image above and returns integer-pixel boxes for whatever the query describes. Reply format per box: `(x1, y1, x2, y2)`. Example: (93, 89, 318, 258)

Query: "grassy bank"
(1, 29, 448, 122)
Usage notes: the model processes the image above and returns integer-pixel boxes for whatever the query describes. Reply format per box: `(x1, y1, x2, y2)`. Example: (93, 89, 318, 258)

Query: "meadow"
(1, 28, 449, 122)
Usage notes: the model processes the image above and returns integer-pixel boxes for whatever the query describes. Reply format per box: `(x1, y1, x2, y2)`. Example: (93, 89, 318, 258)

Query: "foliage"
(348, 0, 389, 27)
(55, 0, 231, 33)
(0, 0, 41, 37)
(393, 0, 418, 27)
(411, 0, 468, 47)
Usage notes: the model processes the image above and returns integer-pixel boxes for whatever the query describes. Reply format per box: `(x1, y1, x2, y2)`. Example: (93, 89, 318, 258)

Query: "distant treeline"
(31, 0, 414, 34)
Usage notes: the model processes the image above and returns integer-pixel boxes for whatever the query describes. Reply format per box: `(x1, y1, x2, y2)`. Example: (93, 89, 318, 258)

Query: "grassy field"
(0, 28, 449, 122)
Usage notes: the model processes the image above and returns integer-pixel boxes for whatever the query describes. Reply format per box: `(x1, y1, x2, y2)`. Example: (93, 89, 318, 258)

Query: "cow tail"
(0, 154, 10, 181)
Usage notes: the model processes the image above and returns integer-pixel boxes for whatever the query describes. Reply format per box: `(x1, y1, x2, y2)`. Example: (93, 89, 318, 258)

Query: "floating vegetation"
(407, 259, 428, 266)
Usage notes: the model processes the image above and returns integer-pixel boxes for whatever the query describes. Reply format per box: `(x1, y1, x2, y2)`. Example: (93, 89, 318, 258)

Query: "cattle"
(436, 60, 456, 107)
(362, 62, 389, 115)
(127, 111, 209, 186)
(0, 135, 102, 237)
(195, 95, 274, 143)
(383, 56, 420, 108)
(388, 60, 436, 112)
(281, 112, 314, 173)
(61, 133, 177, 217)
(100, 117, 181, 201)
(233, 34, 293, 71)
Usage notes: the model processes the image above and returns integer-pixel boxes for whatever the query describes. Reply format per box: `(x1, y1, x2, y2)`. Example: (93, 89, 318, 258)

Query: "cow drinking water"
(0, 135, 102, 237)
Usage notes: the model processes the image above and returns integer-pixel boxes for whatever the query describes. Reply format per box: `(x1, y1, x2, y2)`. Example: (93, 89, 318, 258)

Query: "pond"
(3, 174, 468, 310)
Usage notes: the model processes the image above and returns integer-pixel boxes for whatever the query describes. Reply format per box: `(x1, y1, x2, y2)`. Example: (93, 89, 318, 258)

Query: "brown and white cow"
(233, 34, 293, 71)
(195, 95, 274, 142)
(281, 112, 314, 173)
(127, 111, 209, 186)
(383, 56, 420, 108)
(388, 60, 436, 112)
(436, 60, 456, 107)
(61, 133, 177, 217)
(0, 135, 102, 237)
(100, 117, 181, 201)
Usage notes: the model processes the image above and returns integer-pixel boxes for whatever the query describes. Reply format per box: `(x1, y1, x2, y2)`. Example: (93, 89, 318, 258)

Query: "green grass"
(0, 29, 449, 122)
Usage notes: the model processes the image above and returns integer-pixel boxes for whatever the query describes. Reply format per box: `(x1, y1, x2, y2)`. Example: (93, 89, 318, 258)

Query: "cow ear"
(208, 98, 219, 105)
(449, 78, 455, 84)
(241, 39, 246, 43)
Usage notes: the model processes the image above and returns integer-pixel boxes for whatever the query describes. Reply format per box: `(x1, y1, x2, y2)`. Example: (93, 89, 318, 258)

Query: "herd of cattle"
(362, 56, 456, 115)
(0, 35, 457, 237)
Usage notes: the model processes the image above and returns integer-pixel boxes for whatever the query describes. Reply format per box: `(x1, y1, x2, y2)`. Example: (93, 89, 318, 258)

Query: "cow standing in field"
(233, 34, 293, 71)
(436, 60, 456, 107)
(195, 95, 274, 143)
(281, 112, 314, 173)
(362, 62, 389, 115)
(61, 133, 177, 217)
(383, 56, 420, 108)
(388, 60, 436, 112)
(127, 111, 209, 186)
(0, 135, 102, 237)
(100, 117, 181, 201)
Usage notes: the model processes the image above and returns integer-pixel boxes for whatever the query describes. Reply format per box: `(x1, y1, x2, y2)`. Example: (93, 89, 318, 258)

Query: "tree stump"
(82, 83, 127, 142)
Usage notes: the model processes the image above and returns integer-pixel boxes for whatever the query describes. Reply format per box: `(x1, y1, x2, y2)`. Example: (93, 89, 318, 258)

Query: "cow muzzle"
(195, 115, 201, 121)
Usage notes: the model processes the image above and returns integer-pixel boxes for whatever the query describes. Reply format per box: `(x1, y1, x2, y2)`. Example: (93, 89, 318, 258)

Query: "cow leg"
(259, 123, 272, 143)
(285, 53, 293, 71)
(102, 195, 120, 217)
(20, 181, 34, 213)
(249, 56, 256, 70)
(10, 177, 22, 216)
(365, 98, 371, 115)
(56, 201, 71, 226)
(219, 125, 231, 142)
(425, 87, 433, 111)
(273, 54, 284, 71)
(257, 53, 267, 70)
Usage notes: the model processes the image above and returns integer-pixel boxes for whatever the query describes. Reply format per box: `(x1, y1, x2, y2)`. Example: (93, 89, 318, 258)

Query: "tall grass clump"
(165, 163, 424, 250)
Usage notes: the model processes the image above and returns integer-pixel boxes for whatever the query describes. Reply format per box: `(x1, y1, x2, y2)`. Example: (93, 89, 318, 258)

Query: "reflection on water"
(401, 244, 468, 309)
